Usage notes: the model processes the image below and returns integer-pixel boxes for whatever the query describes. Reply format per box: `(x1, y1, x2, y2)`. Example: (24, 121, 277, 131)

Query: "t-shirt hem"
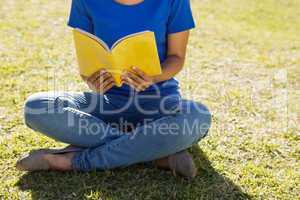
(167, 25, 196, 34)
(67, 21, 91, 33)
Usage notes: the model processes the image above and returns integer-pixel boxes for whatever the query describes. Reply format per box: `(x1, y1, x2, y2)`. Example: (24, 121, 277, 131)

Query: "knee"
(24, 92, 51, 111)
(195, 102, 212, 133)
(181, 100, 212, 139)
(24, 92, 50, 128)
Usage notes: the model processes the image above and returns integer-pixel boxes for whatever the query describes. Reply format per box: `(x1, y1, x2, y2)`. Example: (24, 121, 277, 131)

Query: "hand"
(121, 67, 154, 92)
(83, 69, 115, 94)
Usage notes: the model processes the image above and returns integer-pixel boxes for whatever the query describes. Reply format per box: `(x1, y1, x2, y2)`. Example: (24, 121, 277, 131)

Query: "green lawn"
(0, 0, 299, 199)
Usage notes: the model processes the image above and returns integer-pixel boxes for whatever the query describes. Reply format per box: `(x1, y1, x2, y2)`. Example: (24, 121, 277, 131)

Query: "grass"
(0, 0, 299, 199)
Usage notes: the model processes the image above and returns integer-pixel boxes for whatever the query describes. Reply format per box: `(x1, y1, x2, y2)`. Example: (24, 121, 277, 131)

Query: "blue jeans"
(24, 91, 211, 171)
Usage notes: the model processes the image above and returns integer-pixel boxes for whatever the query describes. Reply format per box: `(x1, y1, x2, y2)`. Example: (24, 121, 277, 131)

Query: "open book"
(73, 28, 162, 87)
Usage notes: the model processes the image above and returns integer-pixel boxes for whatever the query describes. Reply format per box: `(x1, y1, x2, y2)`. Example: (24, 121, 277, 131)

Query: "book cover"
(73, 28, 162, 87)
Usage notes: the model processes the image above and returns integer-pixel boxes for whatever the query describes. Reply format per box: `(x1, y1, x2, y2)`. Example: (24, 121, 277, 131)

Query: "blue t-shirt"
(68, 0, 195, 96)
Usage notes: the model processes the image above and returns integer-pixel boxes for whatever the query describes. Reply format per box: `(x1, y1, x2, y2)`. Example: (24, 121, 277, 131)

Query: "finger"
(94, 76, 115, 90)
(88, 75, 111, 90)
(131, 67, 153, 83)
(88, 70, 101, 83)
(93, 72, 112, 84)
(88, 69, 108, 83)
(103, 77, 115, 88)
(125, 72, 146, 85)
(121, 77, 138, 91)
(125, 73, 151, 91)
(131, 67, 146, 79)
(124, 73, 150, 91)
(97, 80, 115, 94)
(103, 80, 115, 91)
(95, 79, 114, 93)
(131, 69, 153, 85)
(123, 77, 145, 92)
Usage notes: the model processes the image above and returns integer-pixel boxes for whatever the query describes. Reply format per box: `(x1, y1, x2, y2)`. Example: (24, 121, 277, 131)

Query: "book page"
(112, 31, 162, 85)
(75, 28, 110, 51)
(111, 31, 151, 50)
(73, 29, 113, 77)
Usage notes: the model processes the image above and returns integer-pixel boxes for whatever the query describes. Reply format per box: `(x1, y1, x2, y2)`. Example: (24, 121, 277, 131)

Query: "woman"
(17, 0, 211, 179)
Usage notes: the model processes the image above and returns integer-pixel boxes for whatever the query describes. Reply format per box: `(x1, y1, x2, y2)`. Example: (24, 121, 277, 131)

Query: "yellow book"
(73, 28, 162, 87)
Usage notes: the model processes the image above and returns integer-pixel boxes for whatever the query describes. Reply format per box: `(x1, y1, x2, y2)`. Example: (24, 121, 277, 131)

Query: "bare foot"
(153, 151, 197, 179)
(44, 152, 75, 171)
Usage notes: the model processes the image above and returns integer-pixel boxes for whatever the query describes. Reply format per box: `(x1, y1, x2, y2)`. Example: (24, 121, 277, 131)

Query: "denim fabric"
(24, 91, 211, 171)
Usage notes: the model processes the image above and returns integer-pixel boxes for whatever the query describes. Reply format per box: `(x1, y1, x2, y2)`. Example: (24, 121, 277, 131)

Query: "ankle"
(154, 156, 170, 169)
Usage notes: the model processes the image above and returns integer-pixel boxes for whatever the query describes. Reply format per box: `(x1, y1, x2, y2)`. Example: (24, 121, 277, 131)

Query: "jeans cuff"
(71, 152, 88, 171)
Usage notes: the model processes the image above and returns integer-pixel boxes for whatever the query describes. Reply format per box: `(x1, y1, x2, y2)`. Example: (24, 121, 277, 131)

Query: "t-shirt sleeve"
(68, 0, 93, 33)
(167, 0, 195, 34)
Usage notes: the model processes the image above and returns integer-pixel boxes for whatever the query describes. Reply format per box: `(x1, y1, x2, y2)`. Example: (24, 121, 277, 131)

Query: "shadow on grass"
(16, 146, 251, 200)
